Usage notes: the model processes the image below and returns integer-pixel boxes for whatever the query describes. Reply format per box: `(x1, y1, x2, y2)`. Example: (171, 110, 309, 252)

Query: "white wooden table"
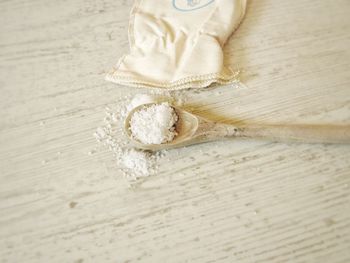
(1, 0, 350, 262)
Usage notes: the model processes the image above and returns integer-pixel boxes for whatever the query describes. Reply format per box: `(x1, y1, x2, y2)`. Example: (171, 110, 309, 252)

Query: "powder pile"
(121, 148, 156, 177)
(94, 83, 246, 182)
(94, 94, 163, 181)
(129, 103, 178, 145)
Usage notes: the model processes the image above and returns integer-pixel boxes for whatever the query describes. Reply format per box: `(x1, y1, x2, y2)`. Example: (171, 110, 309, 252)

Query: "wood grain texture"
(1, 0, 350, 262)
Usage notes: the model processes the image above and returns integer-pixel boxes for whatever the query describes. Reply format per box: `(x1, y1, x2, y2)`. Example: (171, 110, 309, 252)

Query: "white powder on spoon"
(94, 95, 158, 180)
(94, 92, 189, 182)
(94, 84, 247, 183)
(129, 103, 178, 145)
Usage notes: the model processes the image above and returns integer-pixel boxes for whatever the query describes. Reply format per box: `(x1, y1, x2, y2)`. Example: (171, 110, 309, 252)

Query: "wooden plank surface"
(1, 0, 350, 262)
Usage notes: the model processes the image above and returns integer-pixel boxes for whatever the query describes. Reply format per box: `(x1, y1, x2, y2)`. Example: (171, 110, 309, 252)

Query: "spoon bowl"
(124, 103, 201, 151)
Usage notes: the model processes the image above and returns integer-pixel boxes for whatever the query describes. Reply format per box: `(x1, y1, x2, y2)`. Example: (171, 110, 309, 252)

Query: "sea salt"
(121, 149, 154, 177)
(94, 94, 163, 180)
(129, 103, 178, 145)
(94, 84, 247, 182)
(94, 91, 192, 181)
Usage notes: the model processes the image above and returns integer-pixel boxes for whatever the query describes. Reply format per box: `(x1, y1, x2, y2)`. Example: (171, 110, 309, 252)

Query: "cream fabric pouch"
(106, 0, 247, 90)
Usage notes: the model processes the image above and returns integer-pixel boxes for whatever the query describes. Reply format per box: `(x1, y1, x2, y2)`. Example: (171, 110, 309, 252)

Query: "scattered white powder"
(121, 149, 156, 178)
(94, 94, 166, 181)
(94, 82, 247, 183)
(129, 103, 178, 145)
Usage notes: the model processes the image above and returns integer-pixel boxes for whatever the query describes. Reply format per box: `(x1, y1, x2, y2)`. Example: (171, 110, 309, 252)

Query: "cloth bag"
(106, 0, 247, 90)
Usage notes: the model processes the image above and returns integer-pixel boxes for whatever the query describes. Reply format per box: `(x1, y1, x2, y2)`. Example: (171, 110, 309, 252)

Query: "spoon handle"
(236, 124, 350, 144)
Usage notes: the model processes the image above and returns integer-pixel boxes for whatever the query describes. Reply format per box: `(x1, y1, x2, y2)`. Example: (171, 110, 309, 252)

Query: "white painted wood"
(1, 0, 349, 262)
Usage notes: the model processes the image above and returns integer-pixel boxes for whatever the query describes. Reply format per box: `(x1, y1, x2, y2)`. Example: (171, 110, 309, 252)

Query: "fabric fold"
(106, 0, 247, 90)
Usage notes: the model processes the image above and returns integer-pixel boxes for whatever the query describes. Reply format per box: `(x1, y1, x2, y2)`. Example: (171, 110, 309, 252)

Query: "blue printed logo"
(173, 0, 215, 12)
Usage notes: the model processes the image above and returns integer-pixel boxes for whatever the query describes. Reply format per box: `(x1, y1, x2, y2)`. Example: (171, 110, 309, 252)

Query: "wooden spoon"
(124, 103, 350, 151)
